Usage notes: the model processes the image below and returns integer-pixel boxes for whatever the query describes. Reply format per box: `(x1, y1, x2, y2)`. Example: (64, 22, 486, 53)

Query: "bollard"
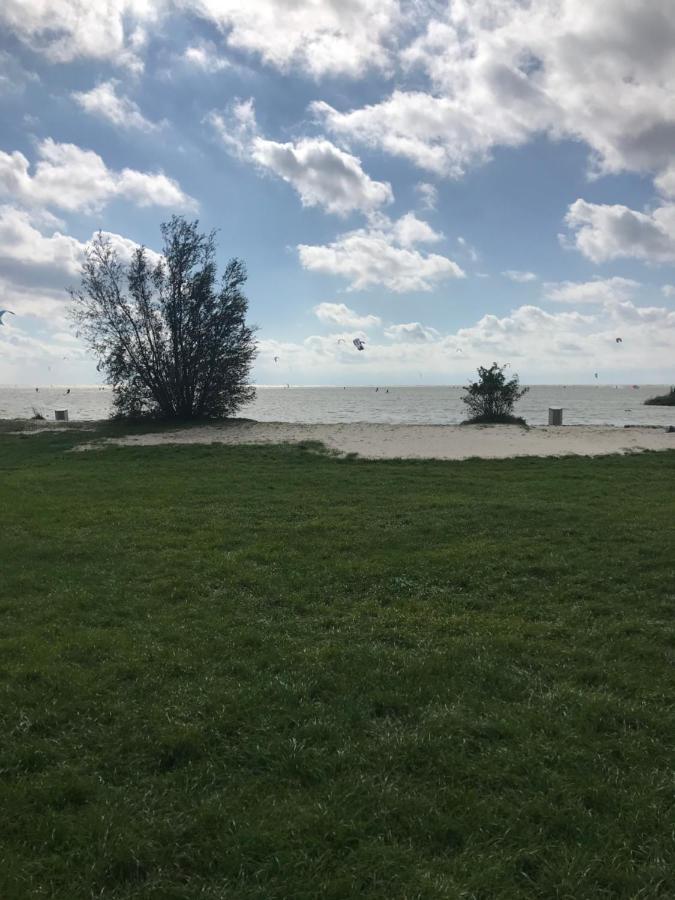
(55, 409, 69, 422)
(548, 407, 563, 425)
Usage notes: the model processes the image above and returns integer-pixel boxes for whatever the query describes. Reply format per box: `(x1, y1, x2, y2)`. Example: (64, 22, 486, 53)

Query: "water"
(1, 384, 673, 426)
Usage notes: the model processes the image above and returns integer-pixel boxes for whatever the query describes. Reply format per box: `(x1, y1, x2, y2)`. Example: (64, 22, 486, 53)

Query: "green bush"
(461, 362, 528, 424)
(644, 387, 675, 406)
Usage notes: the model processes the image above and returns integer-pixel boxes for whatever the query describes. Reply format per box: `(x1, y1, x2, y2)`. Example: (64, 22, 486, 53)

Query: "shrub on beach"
(461, 362, 528, 425)
(644, 387, 675, 406)
(462, 411, 528, 426)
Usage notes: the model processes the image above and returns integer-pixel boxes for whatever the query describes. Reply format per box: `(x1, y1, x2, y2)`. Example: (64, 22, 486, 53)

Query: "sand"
(78, 420, 675, 460)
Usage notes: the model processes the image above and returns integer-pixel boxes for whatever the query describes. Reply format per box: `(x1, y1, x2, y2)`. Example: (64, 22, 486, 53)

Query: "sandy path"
(79, 421, 675, 460)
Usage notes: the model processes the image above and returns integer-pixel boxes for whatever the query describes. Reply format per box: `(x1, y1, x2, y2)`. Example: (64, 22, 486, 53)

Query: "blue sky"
(1, 0, 674, 385)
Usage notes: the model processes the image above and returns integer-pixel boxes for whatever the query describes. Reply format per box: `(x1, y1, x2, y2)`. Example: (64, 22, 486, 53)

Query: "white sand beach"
(80, 420, 675, 460)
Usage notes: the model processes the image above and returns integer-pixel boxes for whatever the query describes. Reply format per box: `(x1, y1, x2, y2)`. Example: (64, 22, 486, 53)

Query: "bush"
(461, 362, 528, 425)
(463, 412, 528, 426)
(644, 387, 675, 406)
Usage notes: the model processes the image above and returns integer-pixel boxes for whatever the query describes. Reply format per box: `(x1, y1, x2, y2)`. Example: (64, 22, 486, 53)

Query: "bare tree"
(71, 217, 257, 419)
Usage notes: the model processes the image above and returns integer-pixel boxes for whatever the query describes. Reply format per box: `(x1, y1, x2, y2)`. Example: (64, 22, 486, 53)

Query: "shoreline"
(67, 420, 675, 460)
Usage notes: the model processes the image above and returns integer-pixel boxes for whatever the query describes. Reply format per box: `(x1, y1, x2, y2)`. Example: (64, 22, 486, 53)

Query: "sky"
(1, 0, 675, 386)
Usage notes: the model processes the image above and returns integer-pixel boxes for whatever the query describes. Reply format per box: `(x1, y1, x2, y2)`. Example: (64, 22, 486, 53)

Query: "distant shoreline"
(3, 384, 675, 428)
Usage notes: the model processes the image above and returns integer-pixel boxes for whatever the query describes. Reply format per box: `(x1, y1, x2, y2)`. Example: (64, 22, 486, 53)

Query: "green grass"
(0, 429, 673, 899)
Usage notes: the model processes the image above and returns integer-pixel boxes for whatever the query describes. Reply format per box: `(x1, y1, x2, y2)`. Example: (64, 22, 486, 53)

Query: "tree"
(71, 217, 257, 419)
(461, 362, 528, 424)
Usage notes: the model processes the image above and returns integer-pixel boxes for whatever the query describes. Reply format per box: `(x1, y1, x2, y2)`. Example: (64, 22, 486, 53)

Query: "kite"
(0, 309, 15, 325)
(615, 337, 623, 343)
(353, 338, 365, 351)
(337, 338, 346, 344)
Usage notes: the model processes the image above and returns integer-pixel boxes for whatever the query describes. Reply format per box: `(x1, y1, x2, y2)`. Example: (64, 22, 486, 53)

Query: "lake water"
(1, 384, 674, 427)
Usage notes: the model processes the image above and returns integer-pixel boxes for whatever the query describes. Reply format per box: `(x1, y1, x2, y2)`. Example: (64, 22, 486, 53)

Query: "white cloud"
(115, 168, 194, 209)
(206, 98, 258, 159)
(544, 277, 639, 304)
(454, 301, 675, 362)
(661, 284, 675, 297)
(0, 276, 72, 325)
(384, 321, 440, 342)
(251, 138, 393, 216)
(72, 79, 160, 131)
(0, 322, 86, 376)
(564, 198, 675, 264)
(188, 0, 401, 78)
(456, 305, 593, 354)
(457, 236, 479, 263)
(503, 270, 537, 283)
(0, 1, 403, 79)
(0, 139, 196, 214)
(183, 42, 230, 72)
(7, 0, 675, 213)
(259, 299, 675, 378)
(314, 302, 381, 329)
(209, 99, 393, 216)
(0, 0, 157, 71)
(0, 51, 40, 96)
(391, 212, 442, 247)
(415, 182, 438, 211)
(313, 0, 675, 190)
(0, 205, 165, 374)
(312, 92, 478, 177)
(0, 205, 84, 275)
(654, 164, 675, 199)
(0, 205, 162, 278)
(100, 232, 163, 268)
(298, 213, 464, 292)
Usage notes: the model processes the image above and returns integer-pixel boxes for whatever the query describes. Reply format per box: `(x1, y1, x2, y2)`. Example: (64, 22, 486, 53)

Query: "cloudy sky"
(1, 0, 675, 385)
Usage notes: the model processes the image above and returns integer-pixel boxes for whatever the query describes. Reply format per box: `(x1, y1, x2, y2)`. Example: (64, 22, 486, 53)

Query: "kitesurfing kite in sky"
(353, 338, 365, 351)
(0, 309, 15, 325)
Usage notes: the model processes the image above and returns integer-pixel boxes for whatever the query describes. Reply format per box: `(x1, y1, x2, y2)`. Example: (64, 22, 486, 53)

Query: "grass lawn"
(0, 428, 673, 899)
